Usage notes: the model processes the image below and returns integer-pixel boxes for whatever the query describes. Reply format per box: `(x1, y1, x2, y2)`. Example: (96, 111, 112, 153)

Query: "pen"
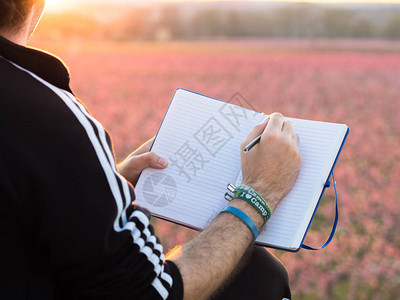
(243, 134, 262, 152)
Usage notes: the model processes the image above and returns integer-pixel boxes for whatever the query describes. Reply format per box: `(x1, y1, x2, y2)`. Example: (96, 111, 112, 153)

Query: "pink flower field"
(31, 38, 400, 299)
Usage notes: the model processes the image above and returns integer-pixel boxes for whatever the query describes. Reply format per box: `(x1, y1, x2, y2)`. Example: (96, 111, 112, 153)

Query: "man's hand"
(117, 138, 168, 186)
(240, 113, 302, 211)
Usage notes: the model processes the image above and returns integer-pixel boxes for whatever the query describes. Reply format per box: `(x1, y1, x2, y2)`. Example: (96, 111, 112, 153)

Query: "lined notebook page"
(135, 89, 348, 250)
(251, 118, 348, 249)
(135, 89, 264, 230)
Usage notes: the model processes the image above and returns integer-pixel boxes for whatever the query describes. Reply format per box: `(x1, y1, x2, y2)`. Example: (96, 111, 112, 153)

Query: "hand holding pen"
(240, 112, 302, 210)
(243, 115, 269, 152)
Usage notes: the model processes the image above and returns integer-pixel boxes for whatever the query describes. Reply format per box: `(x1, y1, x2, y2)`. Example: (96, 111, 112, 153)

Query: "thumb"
(134, 152, 168, 170)
(118, 152, 168, 185)
(132, 137, 155, 156)
(241, 116, 269, 146)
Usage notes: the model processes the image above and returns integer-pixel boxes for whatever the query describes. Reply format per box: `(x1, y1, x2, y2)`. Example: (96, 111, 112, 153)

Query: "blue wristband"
(221, 206, 259, 240)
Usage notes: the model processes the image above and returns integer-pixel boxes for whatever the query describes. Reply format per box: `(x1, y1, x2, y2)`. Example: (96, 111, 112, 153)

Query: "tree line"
(37, 4, 400, 40)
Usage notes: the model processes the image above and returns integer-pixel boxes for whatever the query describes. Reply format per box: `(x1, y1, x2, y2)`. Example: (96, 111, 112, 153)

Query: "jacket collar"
(0, 35, 72, 93)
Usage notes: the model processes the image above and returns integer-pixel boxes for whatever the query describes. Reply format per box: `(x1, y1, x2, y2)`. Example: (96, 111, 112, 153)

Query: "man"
(0, 1, 302, 299)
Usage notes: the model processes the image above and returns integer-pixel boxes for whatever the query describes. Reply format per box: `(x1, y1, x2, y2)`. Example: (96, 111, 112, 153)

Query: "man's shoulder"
(0, 57, 95, 155)
(0, 57, 59, 104)
(0, 58, 80, 130)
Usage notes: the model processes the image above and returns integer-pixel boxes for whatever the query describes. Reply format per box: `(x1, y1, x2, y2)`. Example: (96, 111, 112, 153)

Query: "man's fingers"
(282, 120, 299, 146)
(137, 152, 168, 169)
(125, 153, 168, 179)
(282, 120, 294, 133)
(282, 120, 297, 141)
(265, 112, 284, 136)
(132, 138, 155, 156)
(241, 116, 269, 147)
(118, 151, 167, 185)
(241, 113, 286, 149)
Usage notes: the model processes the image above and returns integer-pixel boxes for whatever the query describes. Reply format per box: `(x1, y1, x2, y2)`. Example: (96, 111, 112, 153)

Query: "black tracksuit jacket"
(0, 35, 183, 300)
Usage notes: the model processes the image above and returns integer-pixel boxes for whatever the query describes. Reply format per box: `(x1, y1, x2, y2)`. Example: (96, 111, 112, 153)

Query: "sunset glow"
(45, 0, 400, 5)
(46, 0, 66, 7)
(153, 0, 400, 3)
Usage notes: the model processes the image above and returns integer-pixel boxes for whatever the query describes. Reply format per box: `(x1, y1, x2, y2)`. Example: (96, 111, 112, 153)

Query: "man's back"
(0, 37, 183, 299)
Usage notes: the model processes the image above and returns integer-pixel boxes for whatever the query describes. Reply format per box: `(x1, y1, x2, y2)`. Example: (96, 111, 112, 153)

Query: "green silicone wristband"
(233, 185, 272, 223)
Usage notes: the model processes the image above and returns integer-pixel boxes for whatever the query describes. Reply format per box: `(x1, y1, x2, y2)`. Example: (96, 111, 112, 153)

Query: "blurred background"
(31, 0, 399, 299)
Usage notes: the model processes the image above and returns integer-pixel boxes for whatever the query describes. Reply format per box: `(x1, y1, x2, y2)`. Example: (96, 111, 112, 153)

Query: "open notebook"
(135, 89, 349, 251)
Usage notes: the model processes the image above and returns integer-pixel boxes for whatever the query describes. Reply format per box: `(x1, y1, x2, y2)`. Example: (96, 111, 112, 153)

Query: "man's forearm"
(172, 199, 264, 300)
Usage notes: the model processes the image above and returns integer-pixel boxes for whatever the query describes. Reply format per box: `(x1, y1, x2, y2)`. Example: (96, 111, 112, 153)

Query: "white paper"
(135, 89, 348, 250)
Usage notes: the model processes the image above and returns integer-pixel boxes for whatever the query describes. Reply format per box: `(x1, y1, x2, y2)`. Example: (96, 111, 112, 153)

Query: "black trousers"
(211, 246, 291, 300)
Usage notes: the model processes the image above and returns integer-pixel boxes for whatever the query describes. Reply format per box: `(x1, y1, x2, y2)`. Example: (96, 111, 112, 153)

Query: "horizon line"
(153, 0, 400, 4)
